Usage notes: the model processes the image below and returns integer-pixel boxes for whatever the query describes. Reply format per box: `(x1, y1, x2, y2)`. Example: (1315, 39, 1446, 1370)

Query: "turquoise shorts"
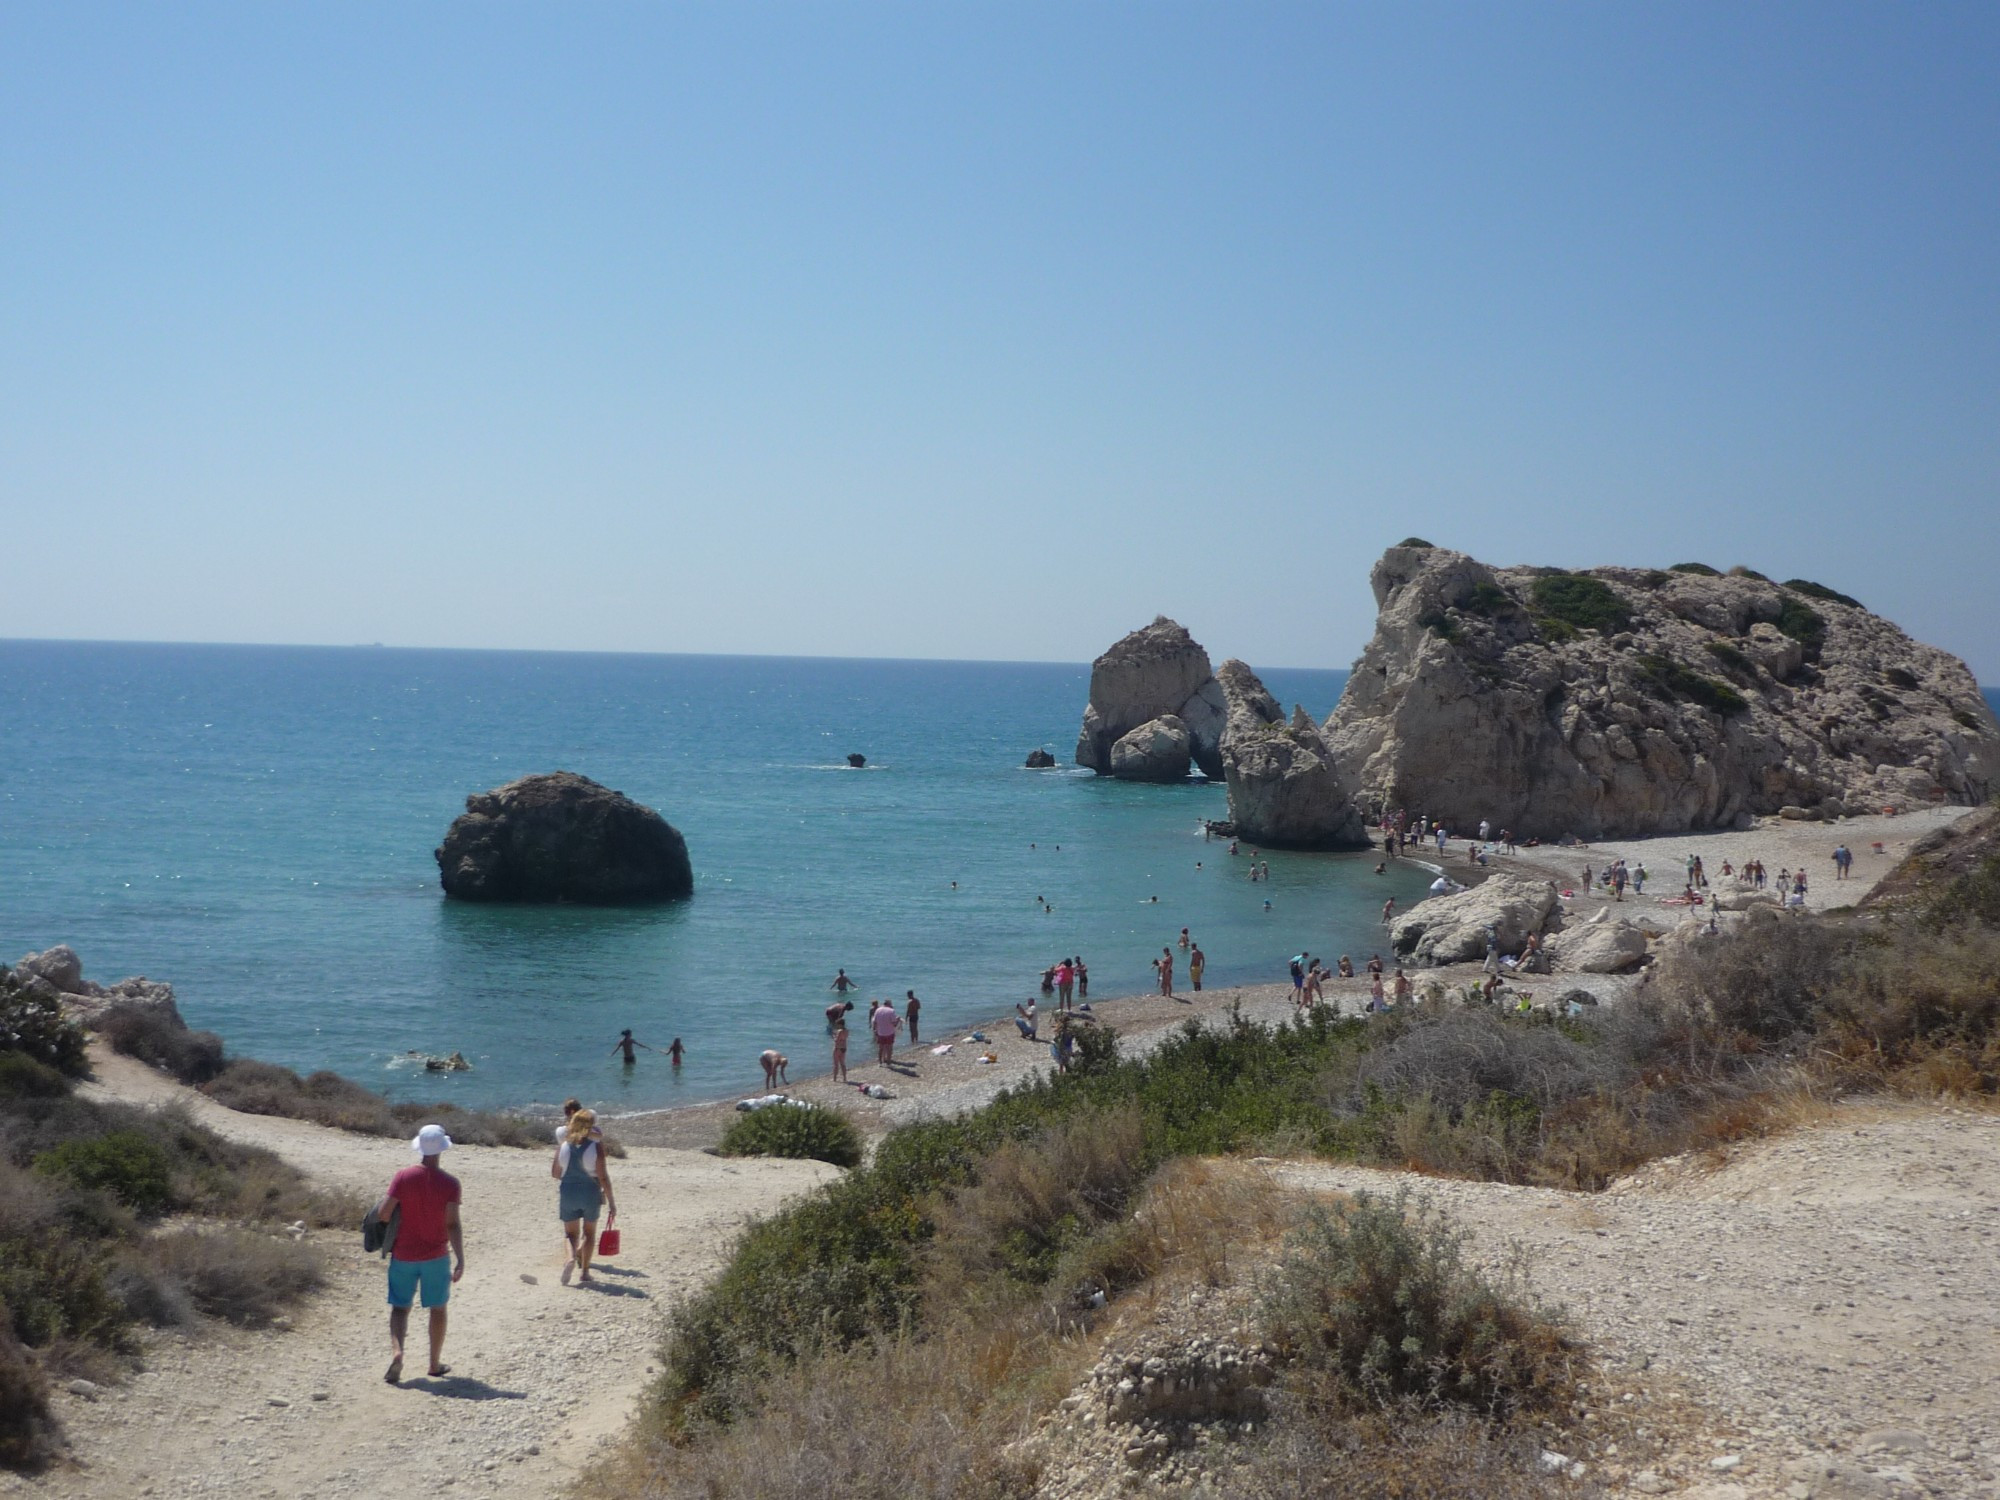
(387, 1255, 452, 1309)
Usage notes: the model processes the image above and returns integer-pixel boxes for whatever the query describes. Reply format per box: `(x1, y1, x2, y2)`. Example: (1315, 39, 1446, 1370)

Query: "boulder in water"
(1075, 617, 1226, 779)
(1024, 749, 1057, 768)
(1108, 715, 1194, 782)
(435, 771, 693, 904)
(846, 753, 867, 768)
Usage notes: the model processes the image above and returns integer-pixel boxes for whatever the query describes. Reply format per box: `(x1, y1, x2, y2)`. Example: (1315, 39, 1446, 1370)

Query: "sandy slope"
(1266, 1100, 2000, 1499)
(10, 1049, 837, 1500)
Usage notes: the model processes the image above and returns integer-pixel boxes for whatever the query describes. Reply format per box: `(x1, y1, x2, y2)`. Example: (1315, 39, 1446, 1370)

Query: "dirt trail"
(10, 1050, 837, 1500)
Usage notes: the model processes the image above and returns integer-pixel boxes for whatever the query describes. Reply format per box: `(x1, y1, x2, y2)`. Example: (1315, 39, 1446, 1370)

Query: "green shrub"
(1668, 561, 1720, 576)
(1638, 570, 1671, 588)
(1785, 578, 1862, 609)
(719, 1105, 863, 1169)
(0, 1055, 71, 1101)
(1774, 594, 1825, 648)
(97, 1004, 225, 1085)
(1534, 614, 1578, 643)
(1728, 565, 1771, 581)
(1635, 654, 1748, 716)
(1704, 640, 1752, 675)
(1460, 582, 1517, 618)
(1261, 1190, 1577, 1416)
(1957, 708, 1985, 730)
(1397, 537, 1435, 549)
(0, 975, 88, 1078)
(34, 1131, 174, 1215)
(1529, 573, 1630, 634)
(1417, 611, 1459, 643)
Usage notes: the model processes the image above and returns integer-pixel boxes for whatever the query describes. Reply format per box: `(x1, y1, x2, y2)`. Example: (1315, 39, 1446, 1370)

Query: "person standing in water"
(551, 1109, 614, 1288)
(1074, 956, 1088, 998)
(830, 969, 858, 995)
(610, 1030, 657, 1065)
(1158, 946, 1175, 998)
(904, 990, 922, 1044)
(667, 1037, 684, 1069)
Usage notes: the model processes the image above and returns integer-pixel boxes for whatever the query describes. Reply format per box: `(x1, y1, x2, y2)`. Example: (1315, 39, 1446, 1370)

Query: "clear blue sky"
(4, 5, 1996, 677)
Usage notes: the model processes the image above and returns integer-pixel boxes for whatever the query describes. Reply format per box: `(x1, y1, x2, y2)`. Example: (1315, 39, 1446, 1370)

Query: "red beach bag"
(596, 1228, 621, 1257)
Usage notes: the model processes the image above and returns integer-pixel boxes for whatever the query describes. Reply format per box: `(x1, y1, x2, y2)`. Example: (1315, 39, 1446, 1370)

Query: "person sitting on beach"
(1014, 999, 1038, 1040)
(1337, 955, 1354, 979)
(760, 1050, 789, 1087)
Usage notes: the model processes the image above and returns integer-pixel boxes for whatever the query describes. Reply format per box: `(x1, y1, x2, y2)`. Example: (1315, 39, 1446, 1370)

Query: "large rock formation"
(1389, 874, 1559, 966)
(1326, 544, 2000, 840)
(1076, 618, 1226, 780)
(10, 945, 182, 1027)
(1216, 660, 1367, 849)
(435, 771, 693, 904)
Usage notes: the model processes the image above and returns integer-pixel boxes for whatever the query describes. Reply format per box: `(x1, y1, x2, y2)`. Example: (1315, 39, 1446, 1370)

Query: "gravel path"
(10, 1051, 837, 1500)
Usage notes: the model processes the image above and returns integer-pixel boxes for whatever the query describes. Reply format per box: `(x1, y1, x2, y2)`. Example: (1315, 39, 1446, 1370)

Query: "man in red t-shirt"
(376, 1123, 465, 1384)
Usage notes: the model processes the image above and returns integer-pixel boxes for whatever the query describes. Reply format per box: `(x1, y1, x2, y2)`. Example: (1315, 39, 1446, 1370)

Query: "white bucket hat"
(411, 1124, 454, 1157)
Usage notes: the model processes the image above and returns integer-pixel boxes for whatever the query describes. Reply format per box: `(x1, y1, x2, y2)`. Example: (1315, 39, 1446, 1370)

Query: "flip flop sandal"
(428, 1364, 451, 1378)
(384, 1356, 402, 1384)
(560, 1260, 574, 1286)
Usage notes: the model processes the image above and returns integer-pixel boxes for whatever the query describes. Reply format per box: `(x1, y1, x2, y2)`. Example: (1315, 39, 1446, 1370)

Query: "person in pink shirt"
(374, 1124, 464, 1385)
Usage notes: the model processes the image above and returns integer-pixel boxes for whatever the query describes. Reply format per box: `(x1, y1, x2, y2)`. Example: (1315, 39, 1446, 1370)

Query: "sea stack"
(435, 771, 693, 904)
(1075, 617, 1227, 780)
(1324, 543, 2000, 840)
(1024, 749, 1057, 768)
(1216, 660, 1367, 849)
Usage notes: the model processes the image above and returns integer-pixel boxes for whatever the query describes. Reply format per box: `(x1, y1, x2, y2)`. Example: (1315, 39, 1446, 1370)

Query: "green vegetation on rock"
(1635, 654, 1749, 716)
(1785, 578, 1863, 609)
(1528, 572, 1631, 635)
(1396, 537, 1436, 549)
(1667, 562, 1721, 576)
(1774, 594, 1826, 648)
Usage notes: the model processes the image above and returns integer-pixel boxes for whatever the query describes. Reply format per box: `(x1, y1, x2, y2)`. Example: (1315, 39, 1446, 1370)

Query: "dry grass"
(135, 1226, 324, 1328)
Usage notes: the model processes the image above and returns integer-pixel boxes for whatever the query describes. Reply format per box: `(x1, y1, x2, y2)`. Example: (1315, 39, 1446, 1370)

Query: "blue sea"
(1, 641, 1443, 1114)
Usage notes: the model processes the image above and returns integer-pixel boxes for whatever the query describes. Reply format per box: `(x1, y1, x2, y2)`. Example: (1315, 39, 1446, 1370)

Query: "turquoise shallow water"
(1, 642, 1441, 1112)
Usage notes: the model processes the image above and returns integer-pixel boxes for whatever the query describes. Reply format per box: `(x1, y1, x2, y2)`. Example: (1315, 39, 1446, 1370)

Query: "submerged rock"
(1076, 618, 1226, 780)
(1324, 543, 2000, 839)
(435, 771, 693, 904)
(1216, 660, 1366, 849)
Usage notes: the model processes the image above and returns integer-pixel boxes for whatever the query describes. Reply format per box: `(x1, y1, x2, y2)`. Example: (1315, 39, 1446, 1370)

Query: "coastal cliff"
(1325, 544, 2000, 839)
(1216, 659, 1367, 849)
